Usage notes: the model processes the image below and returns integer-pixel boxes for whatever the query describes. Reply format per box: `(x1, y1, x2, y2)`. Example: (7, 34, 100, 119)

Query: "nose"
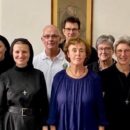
(48, 36, 53, 40)
(121, 51, 126, 56)
(102, 49, 106, 53)
(76, 50, 80, 55)
(68, 30, 75, 35)
(19, 52, 23, 57)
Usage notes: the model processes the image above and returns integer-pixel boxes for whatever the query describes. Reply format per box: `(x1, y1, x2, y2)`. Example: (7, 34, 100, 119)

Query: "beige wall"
(93, 0, 130, 46)
(0, 0, 51, 55)
(0, 0, 130, 54)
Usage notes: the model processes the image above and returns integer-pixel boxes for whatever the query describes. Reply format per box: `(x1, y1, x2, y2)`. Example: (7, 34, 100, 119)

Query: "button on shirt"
(33, 49, 68, 99)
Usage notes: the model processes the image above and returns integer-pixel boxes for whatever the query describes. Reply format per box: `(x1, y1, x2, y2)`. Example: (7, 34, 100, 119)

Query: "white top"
(33, 49, 68, 99)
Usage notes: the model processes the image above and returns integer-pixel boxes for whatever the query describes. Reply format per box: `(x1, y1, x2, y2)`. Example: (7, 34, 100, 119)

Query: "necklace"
(68, 67, 87, 78)
(124, 86, 130, 105)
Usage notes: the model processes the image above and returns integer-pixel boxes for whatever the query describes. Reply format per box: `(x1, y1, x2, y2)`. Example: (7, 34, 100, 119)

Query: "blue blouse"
(48, 69, 107, 130)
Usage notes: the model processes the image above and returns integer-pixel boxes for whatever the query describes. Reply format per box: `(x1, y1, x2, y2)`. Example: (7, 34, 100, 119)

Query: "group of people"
(0, 16, 130, 130)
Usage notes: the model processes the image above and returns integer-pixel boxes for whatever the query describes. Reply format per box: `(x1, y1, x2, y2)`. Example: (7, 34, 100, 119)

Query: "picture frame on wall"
(51, 0, 93, 45)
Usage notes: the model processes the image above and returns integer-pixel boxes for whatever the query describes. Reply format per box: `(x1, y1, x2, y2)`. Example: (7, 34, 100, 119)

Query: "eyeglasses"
(98, 47, 112, 52)
(43, 34, 59, 39)
(116, 49, 130, 54)
(64, 28, 79, 32)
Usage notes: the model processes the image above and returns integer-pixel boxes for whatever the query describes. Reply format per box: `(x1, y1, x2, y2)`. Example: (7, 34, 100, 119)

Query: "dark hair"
(64, 37, 91, 64)
(0, 35, 10, 58)
(62, 16, 81, 29)
(10, 38, 34, 67)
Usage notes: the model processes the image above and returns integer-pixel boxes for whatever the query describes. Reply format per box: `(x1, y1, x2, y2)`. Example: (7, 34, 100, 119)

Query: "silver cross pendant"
(125, 99, 129, 105)
(23, 90, 27, 96)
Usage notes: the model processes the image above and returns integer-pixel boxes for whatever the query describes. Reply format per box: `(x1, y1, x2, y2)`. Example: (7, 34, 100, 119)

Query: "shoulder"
(54, 69, 66, 76)
(87, 61, 98, 69)
(59, 40, 65, 50)
(2, 67, 14, 75)
(31, 68, 45, 76)
(91, 47, 97, 52)
(33, 52, 45, 67)
(53, 69, 66, 80)
(90, 47, 98, 57)
(99, 64, 117, 81)
(32, 67, 42, 73)
(100, 64, 116, 75)
(57, 50, 69, 66)
(58, 49, 66, 57)
(88, 69, 101, 80)
(86, 47, 98, 65)
(33, 52, 44, 62)
(0, 67, 14, 81)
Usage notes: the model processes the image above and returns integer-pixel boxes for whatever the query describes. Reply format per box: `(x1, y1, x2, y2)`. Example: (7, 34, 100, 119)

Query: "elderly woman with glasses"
(100, 35, 130, 130)
(88, 34, 115, 74)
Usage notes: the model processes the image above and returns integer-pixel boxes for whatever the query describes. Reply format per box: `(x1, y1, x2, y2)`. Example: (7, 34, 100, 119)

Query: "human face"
(63, 22, 80, 41)
(41, 26, 60, 50)
(0, 41, 7, 61)
(67, 43, 86, 66)
(115, 43, 130, 65)
(97, 42, 113, 62)
(13, 43, 30, 68)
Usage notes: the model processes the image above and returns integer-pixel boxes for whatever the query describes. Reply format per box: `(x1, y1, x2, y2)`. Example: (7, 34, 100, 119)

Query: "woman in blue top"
(48, 37, 107, 130)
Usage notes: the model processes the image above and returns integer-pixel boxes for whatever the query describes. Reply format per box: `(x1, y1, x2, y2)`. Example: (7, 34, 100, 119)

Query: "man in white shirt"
(33, 25, 68, 100)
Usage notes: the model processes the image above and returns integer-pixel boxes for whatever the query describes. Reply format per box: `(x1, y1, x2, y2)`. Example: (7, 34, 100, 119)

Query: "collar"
(42, 48, 65, 60)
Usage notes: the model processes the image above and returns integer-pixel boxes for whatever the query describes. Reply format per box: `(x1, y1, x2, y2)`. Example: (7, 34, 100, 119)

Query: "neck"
(67, 65, 88, 78)
(99, 59, 113, 70)
(45, 48, 60, 60)
(116, 63, 130, 76)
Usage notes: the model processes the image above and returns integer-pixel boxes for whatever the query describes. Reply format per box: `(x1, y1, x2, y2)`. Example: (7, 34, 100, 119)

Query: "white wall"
(0, 0, 130, 54)
(0, 0, 51, 55)
(93, 0, 130, 46)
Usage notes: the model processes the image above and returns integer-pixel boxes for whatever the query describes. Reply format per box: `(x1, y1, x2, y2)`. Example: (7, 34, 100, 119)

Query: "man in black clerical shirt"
(59, 16, 98, 65)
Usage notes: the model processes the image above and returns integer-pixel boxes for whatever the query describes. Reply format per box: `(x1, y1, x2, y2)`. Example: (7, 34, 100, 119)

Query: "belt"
(8, 106, 33, 116)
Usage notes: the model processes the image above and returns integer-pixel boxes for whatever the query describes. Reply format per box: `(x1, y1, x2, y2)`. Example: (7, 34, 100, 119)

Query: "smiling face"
(41, 25, 61, 51)
(13, 42, 30, 68)
(115, 43, 130, 65)
(97, 42, 114, 62)
(67, 42, 86, 66)
(0, 41, 7, 61)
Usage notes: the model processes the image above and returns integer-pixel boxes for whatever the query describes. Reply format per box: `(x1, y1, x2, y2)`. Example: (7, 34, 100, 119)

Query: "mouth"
(75, 58, 81, 61)
(17, 58, 25, 61)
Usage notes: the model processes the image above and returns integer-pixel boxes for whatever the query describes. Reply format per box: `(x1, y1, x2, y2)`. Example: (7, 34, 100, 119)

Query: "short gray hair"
(114, 35, 130, 51)
(96, 34, 115, 49)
